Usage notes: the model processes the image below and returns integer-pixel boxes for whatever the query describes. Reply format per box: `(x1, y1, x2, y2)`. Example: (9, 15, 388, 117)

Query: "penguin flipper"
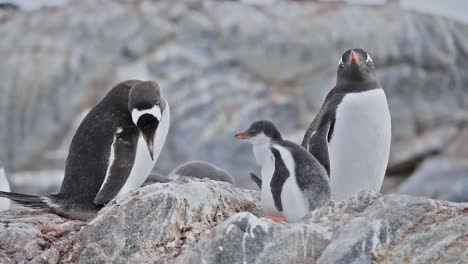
(94, 136, 137, 205)
(0, 191, 49, 209)
(249, 172, 262, 189)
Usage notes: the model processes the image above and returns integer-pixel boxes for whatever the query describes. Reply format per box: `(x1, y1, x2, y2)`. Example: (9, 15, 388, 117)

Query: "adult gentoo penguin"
(302, 49, 391, 201)
(236, 120, 330, 222)
(0, 80, 170, 220)
(0, 167, 11, 211)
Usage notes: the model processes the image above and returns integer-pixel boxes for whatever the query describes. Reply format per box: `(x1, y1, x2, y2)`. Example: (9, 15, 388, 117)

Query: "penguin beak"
(142, 132, 155, 160)
(347, 50, 360, 63)
(235, 133, 250, 140)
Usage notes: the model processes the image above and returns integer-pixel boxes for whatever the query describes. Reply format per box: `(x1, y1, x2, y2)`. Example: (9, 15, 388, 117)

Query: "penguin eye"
(366, 54, 373, 63)
(338, 57, 344, 66)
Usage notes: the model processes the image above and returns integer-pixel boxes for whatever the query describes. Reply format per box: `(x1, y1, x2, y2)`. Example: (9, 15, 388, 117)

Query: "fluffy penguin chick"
(0, 80, 170, 221)
(168, 161, 234, 184)
(236, 120, 330, 222)
(302, 49, 391, 201)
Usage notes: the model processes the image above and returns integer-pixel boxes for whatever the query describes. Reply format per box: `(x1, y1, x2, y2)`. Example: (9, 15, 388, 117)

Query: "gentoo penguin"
(302, 49, 391, 201)
(236, 120, 330, 222)
(168, 161, 234, 184)
(0, 80, 170, 220)
(0, 167, 11, 211)
(142, 172, 172, 187)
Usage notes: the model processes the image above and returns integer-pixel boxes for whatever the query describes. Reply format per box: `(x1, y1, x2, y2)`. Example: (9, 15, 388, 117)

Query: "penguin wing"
(94, 135, 137, 205)
(301, 94, 343, 175)
(270, 148, 290, 212)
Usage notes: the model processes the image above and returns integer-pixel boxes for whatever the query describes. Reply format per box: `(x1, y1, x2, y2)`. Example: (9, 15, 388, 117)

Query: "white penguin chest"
(0, 168, 11, 210)
(116, 104, 170, 198)
(260, 149, 279, 216)
(328, 88, 391, 201)
(260, 145, 308, 222)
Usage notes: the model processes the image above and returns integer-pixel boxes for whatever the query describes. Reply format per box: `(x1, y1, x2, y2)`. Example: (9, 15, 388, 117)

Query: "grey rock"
(168, 160, 234, 184)
(398, 158, 468, 202)
(64, 178, 260, 263)
(1, 184, 467, 263)
(0, 209, 85, 263)
(176, 191, 468, 264)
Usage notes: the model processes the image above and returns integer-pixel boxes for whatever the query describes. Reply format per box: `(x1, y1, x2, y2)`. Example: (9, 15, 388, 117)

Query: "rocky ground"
(0, 178, 467, 263)
(1, 0, 468, 197)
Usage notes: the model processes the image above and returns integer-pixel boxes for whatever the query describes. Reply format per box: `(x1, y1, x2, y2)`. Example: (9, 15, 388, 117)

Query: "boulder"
(63, 179, 260, 263)
(1, 180, 467, 263)
(175, 191, 468, 264)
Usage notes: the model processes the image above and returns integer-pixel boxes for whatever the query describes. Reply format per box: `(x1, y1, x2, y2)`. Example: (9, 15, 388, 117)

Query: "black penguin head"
(129, 81, 163, 160)
(235, 120, 282, 145)
(337, 49, 376, 84)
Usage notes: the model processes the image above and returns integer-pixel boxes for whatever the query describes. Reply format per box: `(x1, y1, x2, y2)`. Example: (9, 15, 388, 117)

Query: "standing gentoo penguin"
(0, 80, 170, 220)
(302, 49, 391, 201)
(236, 120, 330, 222)
(0, 167, 11, 211)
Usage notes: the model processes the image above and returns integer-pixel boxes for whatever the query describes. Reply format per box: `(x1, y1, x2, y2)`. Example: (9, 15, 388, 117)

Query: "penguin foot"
(263, 215, 287, 223)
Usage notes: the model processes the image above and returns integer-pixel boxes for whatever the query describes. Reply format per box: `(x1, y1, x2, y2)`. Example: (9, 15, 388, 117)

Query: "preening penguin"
(236, 120, 330, 222)
(302, 49, 391, 201)
(0, 80, 170, 220)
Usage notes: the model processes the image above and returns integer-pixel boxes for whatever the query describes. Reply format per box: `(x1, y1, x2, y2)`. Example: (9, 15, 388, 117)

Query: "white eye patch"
(131, 105, 162, 125)
(339, 57, 344, 65)
(366, 54, 373, 63)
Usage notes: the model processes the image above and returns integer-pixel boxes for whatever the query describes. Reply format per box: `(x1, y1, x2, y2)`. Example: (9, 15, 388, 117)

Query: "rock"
(398, 158, 468, 202)
(397, 125, 468, 202)
(64, 179, 260, 263)
(175, 191, 468, 264)
(0, 209, 85, 263)
(387, 126, 460, 174)
(1, 183, 467, 263)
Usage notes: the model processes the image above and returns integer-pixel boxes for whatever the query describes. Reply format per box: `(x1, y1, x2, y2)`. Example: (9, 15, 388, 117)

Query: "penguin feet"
(263, 215, 287, 223)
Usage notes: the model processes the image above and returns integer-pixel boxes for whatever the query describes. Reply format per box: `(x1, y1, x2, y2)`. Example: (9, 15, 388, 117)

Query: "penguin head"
(129, 81, 163, 160)
(235, 120, 282, 145)
(337, 49, 376, 84)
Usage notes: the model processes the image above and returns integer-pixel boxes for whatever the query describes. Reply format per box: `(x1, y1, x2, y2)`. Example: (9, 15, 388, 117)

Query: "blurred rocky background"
(0, 0, 468, 201)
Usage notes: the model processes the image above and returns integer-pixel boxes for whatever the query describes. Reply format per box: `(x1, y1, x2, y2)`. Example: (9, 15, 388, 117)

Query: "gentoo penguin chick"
(0, 80, 170, 221)
(141, 172, 172, 187)
(302, 49, 391, 201)
(0, 168, 11, 211)
(168, 161, 234, 184)
(236, 120, 330, 222)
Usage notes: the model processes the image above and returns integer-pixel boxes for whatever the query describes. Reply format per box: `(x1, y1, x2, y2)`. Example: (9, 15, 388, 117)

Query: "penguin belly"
(117, 104, 170, 198)
(0, 168, 10, 210)
(281, 175, 308, 222)
(261, 151, 281, 216)
(329, 89, 391, 201)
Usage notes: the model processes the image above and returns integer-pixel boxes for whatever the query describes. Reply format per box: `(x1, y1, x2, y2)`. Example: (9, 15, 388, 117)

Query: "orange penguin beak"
(235, 133, 250, 140)
(348, 50, 360, 63)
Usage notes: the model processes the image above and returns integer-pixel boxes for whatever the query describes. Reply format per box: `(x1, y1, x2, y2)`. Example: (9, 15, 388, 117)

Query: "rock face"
(1, 0, 468, 188)
(176, 191, 468, 264)
(0, 180, 467, 263)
